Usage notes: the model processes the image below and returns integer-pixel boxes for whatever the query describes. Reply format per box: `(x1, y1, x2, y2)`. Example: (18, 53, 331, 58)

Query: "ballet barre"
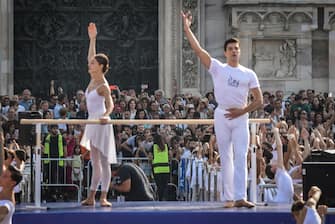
(20, 118, 270, 208)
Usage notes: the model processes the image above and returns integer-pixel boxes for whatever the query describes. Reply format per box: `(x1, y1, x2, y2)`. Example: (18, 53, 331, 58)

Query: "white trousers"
(214, 107, 249, 201)
(90, 146, 111, 192)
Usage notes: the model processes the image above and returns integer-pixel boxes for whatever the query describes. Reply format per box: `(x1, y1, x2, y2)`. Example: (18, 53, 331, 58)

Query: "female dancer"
(80, 22, 117, 207)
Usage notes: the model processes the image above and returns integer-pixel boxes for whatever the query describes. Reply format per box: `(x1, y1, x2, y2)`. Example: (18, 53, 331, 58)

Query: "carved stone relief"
(232, 7, 316, 32)
(324, 8, 335, 30)
(252, 39, 297, 79)
(181, 0, 199, 89)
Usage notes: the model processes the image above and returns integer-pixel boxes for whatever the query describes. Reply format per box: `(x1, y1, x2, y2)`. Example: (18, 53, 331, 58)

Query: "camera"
(112, 176, 121, 185)
(141, 84, 148, 89)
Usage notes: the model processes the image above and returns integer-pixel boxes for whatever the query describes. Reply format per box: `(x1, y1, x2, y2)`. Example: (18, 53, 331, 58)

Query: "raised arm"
(87, 23, 97, 64)
(306, 186, 321, 208)
(50, 80, 55, 96)
(300, 128, 312, 160)
(0, 128, 4, 175)
(273, 127, 284, 169)
(181, 11, 211, 70)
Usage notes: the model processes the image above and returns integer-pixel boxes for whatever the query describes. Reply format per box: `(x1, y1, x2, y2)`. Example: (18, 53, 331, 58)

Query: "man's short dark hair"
(50, 124, 58, 129)
(8, 165, 23, 186)
(224, 38, 240, 51)
(265, 164, 275, 179)
(15, 150, 26, 162)
(262, 149, 273, 164)
(291, 199, 305, 213)
(111, 163, 121, 172)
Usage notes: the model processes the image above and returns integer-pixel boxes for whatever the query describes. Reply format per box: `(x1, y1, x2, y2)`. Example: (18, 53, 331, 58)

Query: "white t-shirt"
(304, 207, 321, 224)
(208, 58, 260, 108)
(274, 168, 294, 203)
(0, 200, 15, 224)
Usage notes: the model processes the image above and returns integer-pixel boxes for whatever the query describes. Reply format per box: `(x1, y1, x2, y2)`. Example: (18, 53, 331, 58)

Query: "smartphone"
(141, 84, 148, 89)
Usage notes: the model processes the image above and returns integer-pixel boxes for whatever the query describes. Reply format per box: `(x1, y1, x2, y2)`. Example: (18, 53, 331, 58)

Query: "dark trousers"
(154, 173, 169, 201)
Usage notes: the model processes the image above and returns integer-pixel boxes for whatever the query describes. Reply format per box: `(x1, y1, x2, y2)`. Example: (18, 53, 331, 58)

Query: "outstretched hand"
(88, 22, 97, 39)
(181, 11, 192, 30)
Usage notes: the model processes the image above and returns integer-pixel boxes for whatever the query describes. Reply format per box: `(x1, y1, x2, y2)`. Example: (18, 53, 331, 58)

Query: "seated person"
(291, 186, 327, 224)
(111, 163, 155, 201)
(265, 127, 294, 203)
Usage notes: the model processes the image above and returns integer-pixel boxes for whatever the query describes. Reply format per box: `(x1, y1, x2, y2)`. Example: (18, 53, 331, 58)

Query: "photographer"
(111, 163, 155, 201)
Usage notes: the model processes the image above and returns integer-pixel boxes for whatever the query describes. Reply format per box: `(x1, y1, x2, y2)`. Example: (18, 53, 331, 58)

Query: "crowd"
(0, 85, 334, 204)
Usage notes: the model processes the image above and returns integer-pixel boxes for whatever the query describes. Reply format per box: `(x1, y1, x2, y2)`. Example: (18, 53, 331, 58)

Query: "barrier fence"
(20, 118, 270, 207)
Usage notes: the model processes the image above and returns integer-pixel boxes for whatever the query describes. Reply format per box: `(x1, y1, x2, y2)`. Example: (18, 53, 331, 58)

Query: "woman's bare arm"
(87, 23, 97, 64)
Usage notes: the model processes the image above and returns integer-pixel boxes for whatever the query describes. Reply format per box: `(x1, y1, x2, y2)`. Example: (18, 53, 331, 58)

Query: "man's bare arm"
(273, 127, 284, 169)
(181, 11, 211, 70)
(0, 128, 4, 175)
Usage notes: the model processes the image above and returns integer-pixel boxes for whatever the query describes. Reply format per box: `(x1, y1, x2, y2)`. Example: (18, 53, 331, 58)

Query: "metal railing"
(41, 157, 82, 203)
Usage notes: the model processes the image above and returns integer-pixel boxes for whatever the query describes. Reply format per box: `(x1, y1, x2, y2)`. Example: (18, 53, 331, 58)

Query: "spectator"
(67, 99, 77, 119)
(71, 145, 83, 187)
(154, 89, 168, 106)
(290, 95, 311, 118)
(152, 134, 170, 201)
(291, 186, 327, 224)
(0, 95, 10, 114)
(75, 90, 85, 112)
(76, 101, 88, 119)
(13, 149, 26, 204)
(127, 98, 137, 120)
(265, 127, 294, 203)
(53, 94, 65, 119)
(111, 163, 155, 201)
(19, 89, 33, 111)
(43, 124, 67, 201)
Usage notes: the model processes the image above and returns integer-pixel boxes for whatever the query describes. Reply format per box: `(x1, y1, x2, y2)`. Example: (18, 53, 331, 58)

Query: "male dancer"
(182, 11, 263, 208)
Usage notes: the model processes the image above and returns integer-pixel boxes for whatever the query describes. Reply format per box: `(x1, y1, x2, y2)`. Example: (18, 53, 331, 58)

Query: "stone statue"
(275, 40, 296, 78)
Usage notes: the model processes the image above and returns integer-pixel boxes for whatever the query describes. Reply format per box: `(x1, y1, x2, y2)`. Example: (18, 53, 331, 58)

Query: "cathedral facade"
(1, 0, 335, 97)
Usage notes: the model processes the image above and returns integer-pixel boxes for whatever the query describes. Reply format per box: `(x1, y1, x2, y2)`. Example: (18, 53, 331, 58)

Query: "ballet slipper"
(81, 198, 95, 206)
(100, 191, 112, 207)
(100, 199, 112, 207)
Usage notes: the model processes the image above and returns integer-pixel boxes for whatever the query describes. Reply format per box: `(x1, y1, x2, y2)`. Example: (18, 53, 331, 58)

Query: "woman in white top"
(291, 186, 327, 224)
(80, 23, 117, 207)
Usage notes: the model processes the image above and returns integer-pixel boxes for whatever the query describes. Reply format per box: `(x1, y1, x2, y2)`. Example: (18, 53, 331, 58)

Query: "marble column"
(324, 8, 335, 93)
(158, 0, 182, 98)
(329, 30, 335, 93)
(0, 0, 13, 96)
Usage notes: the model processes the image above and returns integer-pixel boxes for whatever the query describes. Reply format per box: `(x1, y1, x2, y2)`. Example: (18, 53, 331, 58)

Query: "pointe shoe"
(100, 199, 112, 207)
(81, 199, 95, 206)
(223, 200, 235, 208)
(234, 199, 255, 208)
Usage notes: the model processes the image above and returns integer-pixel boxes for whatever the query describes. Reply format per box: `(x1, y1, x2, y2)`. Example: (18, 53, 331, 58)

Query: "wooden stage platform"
(13, 201, 335, 224)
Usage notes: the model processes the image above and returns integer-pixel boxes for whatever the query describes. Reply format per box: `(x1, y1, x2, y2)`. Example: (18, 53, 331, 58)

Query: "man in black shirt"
(111, 163, 155, 201)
